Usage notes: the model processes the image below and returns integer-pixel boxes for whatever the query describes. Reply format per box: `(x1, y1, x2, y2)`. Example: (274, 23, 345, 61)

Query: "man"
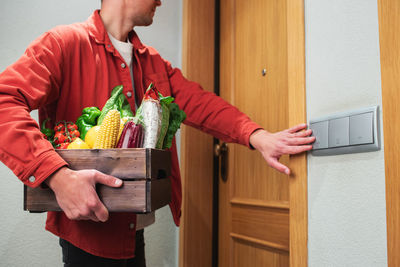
(0, 0, 315, 266)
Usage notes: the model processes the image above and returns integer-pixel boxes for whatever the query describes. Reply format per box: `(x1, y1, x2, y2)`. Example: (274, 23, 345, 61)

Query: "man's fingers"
(284, 145, 313, 154)
(90, 194, 109, 222)
(83, 197, 101, 222)
(286, 123, 308, 134)
(267, 158, 291, 175)
(90, 171, 117, 221)
(78, 213, 99, 222)
(292, 129, 313, 137)
(86, 213, 100, 222)
(63, 208, 98, 222)
(94, 205, 109, 222)
(94, 172, 123, 188)
(287, 136, 316, 145)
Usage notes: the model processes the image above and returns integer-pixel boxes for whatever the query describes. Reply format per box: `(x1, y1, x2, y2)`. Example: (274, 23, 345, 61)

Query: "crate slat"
(25, 179, 171, 213)
(55, 148, 171, 180)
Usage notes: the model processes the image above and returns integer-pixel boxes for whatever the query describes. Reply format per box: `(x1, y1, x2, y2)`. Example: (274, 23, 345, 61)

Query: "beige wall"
(305, 0, 387, 266)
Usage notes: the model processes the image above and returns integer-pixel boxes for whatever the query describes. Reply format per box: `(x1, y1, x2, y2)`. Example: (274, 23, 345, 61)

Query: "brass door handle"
(214, 142, 228, 157)
(214, 142, 228, 182)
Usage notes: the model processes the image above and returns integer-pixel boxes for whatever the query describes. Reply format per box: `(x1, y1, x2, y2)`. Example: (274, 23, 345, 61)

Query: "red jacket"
(0, 10, 261, 258)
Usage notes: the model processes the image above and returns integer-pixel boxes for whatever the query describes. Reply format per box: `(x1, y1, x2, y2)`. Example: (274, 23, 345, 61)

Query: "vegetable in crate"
(68, 137, 90, 149)
(118, 117, 130, 141)
(67, 122, 80, 140)
(116, 121, 144, 148)
(163, 102, 186, 149)
(40, 118, 54, 140)
(53, 121, 80, 149)
(84, 125, 100, 149)
(134, 83, 186, 149)
(134, 83, 173, 149)
(157, 93, 174, 148)
(97, 85, 134, 126)
(58, 142, 70, 149)
(93, 109, 121, 149)
(76, 107, 101, 140)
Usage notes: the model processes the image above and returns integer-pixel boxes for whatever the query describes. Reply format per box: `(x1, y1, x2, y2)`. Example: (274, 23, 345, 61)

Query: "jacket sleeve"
(0, 32, 68, 188)
(165, 61, 263, 149)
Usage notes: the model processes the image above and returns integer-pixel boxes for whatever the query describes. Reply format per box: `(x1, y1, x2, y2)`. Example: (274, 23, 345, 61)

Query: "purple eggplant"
(116, 121, 144, 148)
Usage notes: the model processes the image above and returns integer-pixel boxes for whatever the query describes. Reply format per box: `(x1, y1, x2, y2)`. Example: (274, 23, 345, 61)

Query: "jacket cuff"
(22, 150, 68, 188)
(240, 122, 264, 150)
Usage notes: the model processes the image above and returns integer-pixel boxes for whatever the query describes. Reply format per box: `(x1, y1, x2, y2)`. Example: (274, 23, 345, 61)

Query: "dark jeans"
(59, 229, 146, 267)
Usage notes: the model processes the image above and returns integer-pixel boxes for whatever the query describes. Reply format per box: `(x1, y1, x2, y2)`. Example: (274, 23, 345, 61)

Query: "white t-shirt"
(107, 33, 137, 108)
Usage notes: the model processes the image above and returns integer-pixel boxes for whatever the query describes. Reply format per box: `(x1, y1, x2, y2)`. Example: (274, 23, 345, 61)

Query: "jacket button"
(29, 176, 36, 183)
(129, 223, 135, 230)
(126, 91, 132, 98)
(121, 63, 126, 69)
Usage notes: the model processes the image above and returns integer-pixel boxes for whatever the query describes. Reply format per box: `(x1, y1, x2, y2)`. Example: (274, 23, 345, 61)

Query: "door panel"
(231, 204, 289, 250)
(231, 0, 289, 203)
(233, 241, 289, 267)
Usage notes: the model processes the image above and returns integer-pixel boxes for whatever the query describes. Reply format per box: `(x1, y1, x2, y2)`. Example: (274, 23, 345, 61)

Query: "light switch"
(328, 117, 349, 148)
(310, 121, 329, 149)
(310, 106, 380, 156)
(350, 112, 373, 145)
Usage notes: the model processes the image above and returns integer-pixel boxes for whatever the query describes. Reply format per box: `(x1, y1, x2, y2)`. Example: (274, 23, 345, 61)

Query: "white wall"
(305, 0, 387, 266)
(0, 1, 182, 266)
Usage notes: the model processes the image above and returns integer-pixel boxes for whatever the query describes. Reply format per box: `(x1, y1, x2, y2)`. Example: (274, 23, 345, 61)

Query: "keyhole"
(262, 69, 267, 76)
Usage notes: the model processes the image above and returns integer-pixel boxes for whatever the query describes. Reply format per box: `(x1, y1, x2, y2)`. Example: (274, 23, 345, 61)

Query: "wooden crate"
(24, 148, 171, 213)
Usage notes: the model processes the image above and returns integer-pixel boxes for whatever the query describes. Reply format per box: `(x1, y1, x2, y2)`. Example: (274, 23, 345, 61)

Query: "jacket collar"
(86, 10, 145, 51)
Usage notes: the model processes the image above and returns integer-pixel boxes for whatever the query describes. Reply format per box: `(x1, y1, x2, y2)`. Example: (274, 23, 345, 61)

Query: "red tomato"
(58, 142, 70, 149)
(67, 122, 78, 131)
(69, 129, 80, 138)
(54, 123, 65, 132)
(54, 131, 67, 144)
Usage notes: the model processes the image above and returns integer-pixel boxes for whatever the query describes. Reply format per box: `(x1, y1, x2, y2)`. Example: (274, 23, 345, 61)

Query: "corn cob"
(93, 109, 120, 149)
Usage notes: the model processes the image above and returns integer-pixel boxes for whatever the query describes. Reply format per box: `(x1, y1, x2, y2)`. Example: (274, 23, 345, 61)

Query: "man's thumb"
(95, 173, 123, 187)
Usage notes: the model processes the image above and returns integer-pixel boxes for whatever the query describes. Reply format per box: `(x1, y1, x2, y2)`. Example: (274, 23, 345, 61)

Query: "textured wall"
(305, 0, 387, 266)
(0, 1, 181, 266)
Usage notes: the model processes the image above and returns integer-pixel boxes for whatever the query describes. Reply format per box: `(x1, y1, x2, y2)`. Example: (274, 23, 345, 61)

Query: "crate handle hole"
(157, 170, 167, 179)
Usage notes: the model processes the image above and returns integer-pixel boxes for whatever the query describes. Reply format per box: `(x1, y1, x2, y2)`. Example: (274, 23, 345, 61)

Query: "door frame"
(179, 0, 308, 266)
(377, 1, 400, 266)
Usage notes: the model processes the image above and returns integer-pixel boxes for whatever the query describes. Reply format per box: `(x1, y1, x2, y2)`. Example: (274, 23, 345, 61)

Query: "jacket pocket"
(144, 72, 171, 97)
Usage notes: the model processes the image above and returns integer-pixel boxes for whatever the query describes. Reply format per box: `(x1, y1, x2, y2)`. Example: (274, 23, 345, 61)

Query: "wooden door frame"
(377, 1, 400, 266)
(179, 1, 215, 266)
(179, 0, 307, 266)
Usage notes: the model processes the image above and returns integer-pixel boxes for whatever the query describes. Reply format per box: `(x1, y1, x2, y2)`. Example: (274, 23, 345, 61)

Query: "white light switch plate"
(310, 106, 380, 156)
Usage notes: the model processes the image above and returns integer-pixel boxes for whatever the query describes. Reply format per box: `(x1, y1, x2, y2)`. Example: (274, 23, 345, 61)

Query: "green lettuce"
(97, 85, 134, 125)
(163, 102, 186, 149)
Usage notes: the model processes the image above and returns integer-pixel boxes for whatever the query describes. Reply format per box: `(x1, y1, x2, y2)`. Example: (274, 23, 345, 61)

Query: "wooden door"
(219, 0, 307, 266)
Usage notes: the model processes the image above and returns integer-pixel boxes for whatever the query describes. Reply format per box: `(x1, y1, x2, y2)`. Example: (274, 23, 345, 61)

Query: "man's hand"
(249, 123, 315, 175)
(45, 167, 123, 222)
